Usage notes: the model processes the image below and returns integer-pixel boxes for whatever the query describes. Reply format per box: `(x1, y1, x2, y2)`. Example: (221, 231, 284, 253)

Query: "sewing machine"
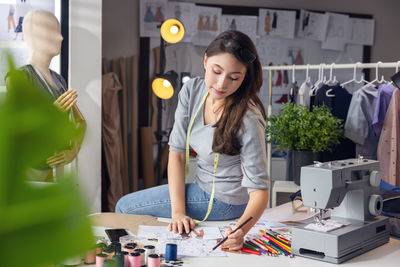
(291, 158, 390, 264)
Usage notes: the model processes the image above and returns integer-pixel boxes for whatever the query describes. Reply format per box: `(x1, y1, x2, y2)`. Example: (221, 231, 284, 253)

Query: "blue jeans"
(115, 183, 247, 221)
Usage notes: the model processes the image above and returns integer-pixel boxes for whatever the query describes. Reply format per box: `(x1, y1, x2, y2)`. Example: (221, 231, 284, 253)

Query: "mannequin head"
(23, 9, 63, 64)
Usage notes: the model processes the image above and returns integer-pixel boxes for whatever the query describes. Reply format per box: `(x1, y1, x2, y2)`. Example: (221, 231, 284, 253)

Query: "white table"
(89, 207, 400, 267)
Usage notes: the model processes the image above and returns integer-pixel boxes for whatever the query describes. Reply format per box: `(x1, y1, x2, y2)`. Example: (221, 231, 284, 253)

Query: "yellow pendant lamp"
(160, 19, 185, 44)
(152, 19, 184, 99)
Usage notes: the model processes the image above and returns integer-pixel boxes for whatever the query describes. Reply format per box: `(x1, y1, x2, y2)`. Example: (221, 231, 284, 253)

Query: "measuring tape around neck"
(186, 91, 219, 223)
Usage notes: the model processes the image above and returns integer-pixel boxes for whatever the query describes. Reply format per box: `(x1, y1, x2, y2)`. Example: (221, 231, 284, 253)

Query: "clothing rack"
(262, 61, 400, 198)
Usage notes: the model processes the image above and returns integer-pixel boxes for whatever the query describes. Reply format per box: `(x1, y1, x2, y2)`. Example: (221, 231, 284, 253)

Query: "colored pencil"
(262, 236, 291, 255)
(243, 243, 259, 252)
(263, 234, 291, 251)
(245, 241, 266, 255)
(240, 248, 261, 255)
(263, 233, 292, 248)
(246, 240, 267, 254)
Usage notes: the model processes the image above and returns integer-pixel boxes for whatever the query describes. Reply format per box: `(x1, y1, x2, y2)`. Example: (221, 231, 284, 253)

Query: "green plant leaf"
(0, 54, 94, 266)
(265, 103, 343, 152)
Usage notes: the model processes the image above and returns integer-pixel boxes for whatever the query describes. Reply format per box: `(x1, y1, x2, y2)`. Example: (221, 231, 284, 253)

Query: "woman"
(116, 30, 269, 250)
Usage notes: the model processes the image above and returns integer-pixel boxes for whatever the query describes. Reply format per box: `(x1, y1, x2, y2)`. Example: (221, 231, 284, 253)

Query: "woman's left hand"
(221, 226, 244, 251)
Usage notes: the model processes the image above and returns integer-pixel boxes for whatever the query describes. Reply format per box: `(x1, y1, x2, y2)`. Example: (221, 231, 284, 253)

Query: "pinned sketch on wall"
(258, 9, 296, 39)
(348, 18, 375, 46)
(221, 15, 258, 44)
(322, 12, 351, 51)
(0, 0, 57, 92)
(297, 9, 329, 42)
(166, 1, 196, 42)
(157, 238, 226, 257)
(137, 225, 222, 240)
(0, 0, 55, 42)
(192, 5, 221, 46)
(140, 0, 167, 37)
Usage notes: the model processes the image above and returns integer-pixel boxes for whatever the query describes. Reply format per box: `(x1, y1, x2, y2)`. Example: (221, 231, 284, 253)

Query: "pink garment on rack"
(377, 89, 400, 186)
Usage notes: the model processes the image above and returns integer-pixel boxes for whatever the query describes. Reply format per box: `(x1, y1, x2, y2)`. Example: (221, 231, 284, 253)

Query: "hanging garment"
(314, 84, 355, 162)
(288, 82, 299, 104)
(372, 83, 395, 139)
(297, 81, 312, 108)
(377, 89, 400, 187)
(344, 84, 378, 159)
(102, 72, 125, 212)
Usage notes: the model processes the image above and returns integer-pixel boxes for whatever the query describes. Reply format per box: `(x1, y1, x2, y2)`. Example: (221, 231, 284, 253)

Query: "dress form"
(19, 10, 86, 180)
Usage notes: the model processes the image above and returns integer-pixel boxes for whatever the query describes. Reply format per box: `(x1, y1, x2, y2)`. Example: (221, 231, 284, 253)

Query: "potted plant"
(265, 103, 343, 185)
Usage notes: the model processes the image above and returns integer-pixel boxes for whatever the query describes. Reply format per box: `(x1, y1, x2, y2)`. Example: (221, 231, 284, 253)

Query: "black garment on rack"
(314, 84, 356, 162)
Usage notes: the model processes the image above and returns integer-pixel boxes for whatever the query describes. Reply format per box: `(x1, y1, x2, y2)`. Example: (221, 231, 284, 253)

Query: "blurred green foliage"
(265, 103, 343, 152)
(0, 55, 94, 266)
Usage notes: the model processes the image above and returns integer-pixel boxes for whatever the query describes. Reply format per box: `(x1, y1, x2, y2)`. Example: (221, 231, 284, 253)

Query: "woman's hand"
(221, 226, 245, 251)
(168, 213, 195, 234)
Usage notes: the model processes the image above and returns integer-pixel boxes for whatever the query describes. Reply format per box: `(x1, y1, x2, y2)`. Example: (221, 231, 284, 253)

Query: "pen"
(211, 216, 253, 252)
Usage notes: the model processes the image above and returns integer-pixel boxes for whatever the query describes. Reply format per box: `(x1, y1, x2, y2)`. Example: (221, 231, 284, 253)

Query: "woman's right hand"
(169, 213, 195, 234)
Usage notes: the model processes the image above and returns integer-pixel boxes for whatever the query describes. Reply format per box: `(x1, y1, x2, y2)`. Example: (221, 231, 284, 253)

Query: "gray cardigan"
(168, 77, 269, 205)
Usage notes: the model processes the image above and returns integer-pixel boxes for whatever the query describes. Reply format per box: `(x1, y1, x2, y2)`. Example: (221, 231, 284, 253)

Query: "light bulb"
(170, 25, 179, 35)
(163, 80, 171, 88)
(182, 76, 190, 84)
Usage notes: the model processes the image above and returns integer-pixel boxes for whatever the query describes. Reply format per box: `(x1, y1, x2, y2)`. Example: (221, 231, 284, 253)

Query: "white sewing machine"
(291, 158, 390, 264)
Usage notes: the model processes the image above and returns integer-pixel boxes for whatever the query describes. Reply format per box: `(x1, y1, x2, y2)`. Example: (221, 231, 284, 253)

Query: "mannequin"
(7, 9, 86, 180)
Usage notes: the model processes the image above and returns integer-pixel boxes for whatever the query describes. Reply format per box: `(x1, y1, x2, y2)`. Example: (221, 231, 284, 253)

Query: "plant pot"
(287, 150, 319, 186)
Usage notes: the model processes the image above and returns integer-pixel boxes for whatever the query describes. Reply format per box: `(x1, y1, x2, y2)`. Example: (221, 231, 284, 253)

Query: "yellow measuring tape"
(185, 91, 218, 223)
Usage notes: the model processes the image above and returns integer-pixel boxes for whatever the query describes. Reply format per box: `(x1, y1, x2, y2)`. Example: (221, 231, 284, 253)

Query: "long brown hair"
(205, 30, 266, 156)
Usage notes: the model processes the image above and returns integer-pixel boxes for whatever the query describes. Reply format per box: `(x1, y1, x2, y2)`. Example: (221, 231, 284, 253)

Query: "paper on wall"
(322, 12, 351, 51)
(166, 1, 196, 42)
(139, 0, 167, 38)
(348, 18, 375, 46)
(191, 5, 222, 46)
(258, 9, 296, 39)
(297, 9, 329, 42)
(221, 15, 258, 44)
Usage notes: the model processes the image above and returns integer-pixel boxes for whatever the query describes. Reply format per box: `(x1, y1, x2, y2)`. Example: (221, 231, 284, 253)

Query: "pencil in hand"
(210, 216, 253, 252)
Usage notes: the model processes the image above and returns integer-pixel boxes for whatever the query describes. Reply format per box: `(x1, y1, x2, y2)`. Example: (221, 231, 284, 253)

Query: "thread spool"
(103, 259, 117, 267)
(84, 249, 96, 264)
(128, 252, 141, 267)
(144, 245, 155, 264)
(125, 242, 137, 249)
(133, 248, 145, 266)
(147, 254, 160, 267)
(96, 253, 108, 267)
(122, 251, 130, 267)
(165, 243, 177, 261)
(123, 245, 135, 254)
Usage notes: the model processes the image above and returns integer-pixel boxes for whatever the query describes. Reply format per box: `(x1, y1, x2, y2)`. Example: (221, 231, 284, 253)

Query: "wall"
(70, 0, 102, 212)
(102, 0, 139, 60)
(102, 0, 400, 75)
